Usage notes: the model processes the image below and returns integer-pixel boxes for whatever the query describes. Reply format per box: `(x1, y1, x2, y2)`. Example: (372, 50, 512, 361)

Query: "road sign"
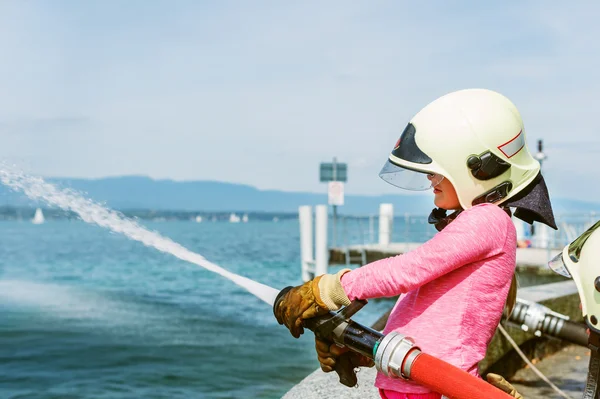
(328, 182, 344, 206)
(320, 162, 347, 182)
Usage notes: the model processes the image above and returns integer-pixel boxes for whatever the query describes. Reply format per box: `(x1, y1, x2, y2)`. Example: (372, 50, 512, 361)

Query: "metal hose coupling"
(510, 298, 568, 337)
(507, 298, 589, 347)
(375, 332, 421, 380)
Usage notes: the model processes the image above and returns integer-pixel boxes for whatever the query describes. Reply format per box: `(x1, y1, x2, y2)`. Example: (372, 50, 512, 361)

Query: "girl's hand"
(315, 336, 374, 373)
(274, 269, 352, 338)
(273, 278, 329, 338)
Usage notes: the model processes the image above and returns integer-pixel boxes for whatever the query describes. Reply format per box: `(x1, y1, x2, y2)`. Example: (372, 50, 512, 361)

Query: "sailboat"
(32, 208, 45, 224)
(229, 213, 241, 223)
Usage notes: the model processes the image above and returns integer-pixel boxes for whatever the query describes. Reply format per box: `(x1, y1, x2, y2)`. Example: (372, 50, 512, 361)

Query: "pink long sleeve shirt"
(341, 203, 517, 394)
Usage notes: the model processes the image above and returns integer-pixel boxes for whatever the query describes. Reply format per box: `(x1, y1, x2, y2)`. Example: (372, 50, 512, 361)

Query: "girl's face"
(429, 174, 461, 210)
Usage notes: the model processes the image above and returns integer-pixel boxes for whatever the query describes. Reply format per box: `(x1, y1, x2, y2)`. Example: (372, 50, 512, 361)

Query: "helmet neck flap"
(504, 172, 557, 229)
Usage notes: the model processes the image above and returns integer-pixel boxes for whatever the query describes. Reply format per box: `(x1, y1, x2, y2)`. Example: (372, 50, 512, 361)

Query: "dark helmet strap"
(429, 206, 512, 232)
(428, 208, 461, 232)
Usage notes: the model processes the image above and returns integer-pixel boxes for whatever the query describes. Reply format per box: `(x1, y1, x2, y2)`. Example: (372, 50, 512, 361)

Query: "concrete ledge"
(282, 366, 378, 399)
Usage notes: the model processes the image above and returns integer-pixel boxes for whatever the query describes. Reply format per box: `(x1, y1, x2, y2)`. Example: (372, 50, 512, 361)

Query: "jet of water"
(0, 165, 280, 306)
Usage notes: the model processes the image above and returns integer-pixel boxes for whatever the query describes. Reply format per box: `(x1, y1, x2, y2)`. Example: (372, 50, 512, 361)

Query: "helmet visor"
(379, 160, 444, 191)
(548, 252, 572, 278)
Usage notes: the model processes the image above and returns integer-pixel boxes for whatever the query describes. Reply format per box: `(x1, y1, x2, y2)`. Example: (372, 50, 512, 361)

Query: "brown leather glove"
(274, 277, 330, 338)
(274, 270, 352, 338)
(315, 336, 374, 387)
(486, 373, 524, 399)
(315, 336, 374, 372)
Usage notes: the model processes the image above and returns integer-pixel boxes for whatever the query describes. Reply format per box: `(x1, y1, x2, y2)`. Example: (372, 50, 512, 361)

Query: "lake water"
(0, 219, 394, 398)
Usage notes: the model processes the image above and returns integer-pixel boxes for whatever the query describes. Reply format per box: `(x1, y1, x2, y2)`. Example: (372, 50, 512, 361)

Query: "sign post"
(320, 158, 347, 247)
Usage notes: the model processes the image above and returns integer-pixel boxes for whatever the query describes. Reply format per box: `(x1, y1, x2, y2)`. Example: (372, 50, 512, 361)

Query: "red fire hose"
(410, 352, 514, 399)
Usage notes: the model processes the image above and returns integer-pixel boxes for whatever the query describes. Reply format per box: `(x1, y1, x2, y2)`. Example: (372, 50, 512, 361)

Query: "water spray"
(0, 165, 280, 306)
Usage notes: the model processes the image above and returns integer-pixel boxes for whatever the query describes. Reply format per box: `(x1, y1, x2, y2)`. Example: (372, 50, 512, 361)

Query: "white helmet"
(380, 89, 556, 228)
(549, 220, 600, 333)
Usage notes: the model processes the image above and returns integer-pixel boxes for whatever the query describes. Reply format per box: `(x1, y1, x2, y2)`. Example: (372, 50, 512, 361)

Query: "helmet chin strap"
(428, 206, 513, 232)
(428, 208, 462, 232)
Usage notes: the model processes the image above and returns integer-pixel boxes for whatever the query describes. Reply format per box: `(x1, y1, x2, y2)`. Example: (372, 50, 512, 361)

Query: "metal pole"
(333, 205, 338, 247)
(332, 157, 337, 247)
(357, 216, 365, 245)
(379, 203, 393, 245)
(536, 139, 546, 168)
(315, 205, 329, 276)
(299, 206, 314, 282)
(343, 215, 348, 246)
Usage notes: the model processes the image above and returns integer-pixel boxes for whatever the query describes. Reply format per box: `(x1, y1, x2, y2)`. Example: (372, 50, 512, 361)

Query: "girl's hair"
(501, 206, 518, 319)
(505, 274, 518, 318)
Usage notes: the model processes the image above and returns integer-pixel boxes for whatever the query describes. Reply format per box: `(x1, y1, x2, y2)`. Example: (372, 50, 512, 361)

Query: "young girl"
(275, 89, 556, 399)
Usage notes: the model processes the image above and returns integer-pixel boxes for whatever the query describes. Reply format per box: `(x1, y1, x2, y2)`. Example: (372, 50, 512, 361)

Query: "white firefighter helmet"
(380, 88, 540, 210)
(549, 220, 600, 334)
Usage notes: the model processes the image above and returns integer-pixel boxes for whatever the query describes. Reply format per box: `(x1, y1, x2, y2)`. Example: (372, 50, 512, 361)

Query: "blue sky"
(0, 1, 599, 200)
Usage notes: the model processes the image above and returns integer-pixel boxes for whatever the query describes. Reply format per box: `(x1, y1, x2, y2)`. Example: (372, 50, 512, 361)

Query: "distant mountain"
(0, 175, 598, 216)
(0, 176, 433, 215)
